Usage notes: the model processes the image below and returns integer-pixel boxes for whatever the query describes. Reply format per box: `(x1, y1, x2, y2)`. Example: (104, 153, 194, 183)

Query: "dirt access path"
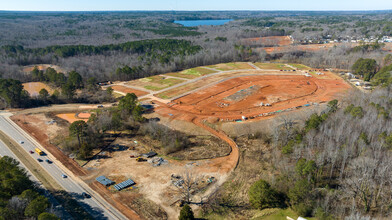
(192, 117, 239, 173)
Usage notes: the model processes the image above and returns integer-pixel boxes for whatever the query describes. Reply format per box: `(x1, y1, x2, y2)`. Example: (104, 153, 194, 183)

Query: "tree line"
(0, 67, 114, 109)
(0, 156, 59, 220)
(1, 39, 202, 59)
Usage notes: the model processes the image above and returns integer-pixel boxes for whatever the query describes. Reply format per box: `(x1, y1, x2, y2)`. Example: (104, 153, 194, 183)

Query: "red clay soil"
(163, 74, 350, 121)
(192, 118, 239, 173)
(110, 85, 149, 97)
(11, 115, 87, 176)
(261, 42, 361, 54)
(89, 182, 141, 220)
(243, 36, 293, 46)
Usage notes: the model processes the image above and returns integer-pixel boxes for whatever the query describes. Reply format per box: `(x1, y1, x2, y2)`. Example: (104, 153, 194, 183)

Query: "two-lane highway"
(0, 114, 127, 220)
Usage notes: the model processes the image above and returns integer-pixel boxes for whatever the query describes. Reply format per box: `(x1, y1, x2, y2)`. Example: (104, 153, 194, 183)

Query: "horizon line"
(1, 9, 392, 12)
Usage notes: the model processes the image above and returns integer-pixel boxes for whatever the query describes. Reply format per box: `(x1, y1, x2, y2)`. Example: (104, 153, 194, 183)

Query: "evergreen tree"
(179, 204, 194, 220)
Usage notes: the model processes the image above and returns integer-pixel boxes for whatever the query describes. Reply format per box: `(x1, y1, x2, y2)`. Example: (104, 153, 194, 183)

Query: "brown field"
(109, 85, 149, 97)
(167, 67, 217, 79)
(289, 63, 312, 70)
(243, 36, 293, 46)
(156, 72, 351, 121)
(253, 62, 293, 70)
(260, 42, 363, 54)
(56, 113, 88, 123)
(207, 62, 255, 71)
(126, 75, 185, 91)
(23, 82, 55, 97)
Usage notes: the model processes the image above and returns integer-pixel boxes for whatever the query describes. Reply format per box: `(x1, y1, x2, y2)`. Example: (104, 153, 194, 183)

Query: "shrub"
(248, 179, 286, 210)
(179, 204, 194, 220)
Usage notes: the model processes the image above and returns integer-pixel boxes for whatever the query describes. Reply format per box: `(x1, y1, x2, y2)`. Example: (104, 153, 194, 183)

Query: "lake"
(174, 19, 233, 27)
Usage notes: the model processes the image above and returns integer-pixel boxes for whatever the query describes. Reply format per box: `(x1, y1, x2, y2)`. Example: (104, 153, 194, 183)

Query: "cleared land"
(253, 63, 293, 70)
(207, 62, 255, 71)
(167, 67, 217, 79)
(156, 70, 350, 121)
(23, 82, 55, 97)
(108, 85, 149, 97)
(126, 75, 185, 91)
(155, 69, 299, 100)
(57, 113, 89, 123)
(243, 36, 293, 46)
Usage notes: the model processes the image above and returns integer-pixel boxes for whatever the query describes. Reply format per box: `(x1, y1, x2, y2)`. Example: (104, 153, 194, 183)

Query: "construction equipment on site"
(136, 157, 147, 162)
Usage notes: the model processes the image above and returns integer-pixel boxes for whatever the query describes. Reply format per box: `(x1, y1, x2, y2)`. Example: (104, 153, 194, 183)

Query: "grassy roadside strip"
(0, 130, 63, 191)
(0, 130, 93, 219)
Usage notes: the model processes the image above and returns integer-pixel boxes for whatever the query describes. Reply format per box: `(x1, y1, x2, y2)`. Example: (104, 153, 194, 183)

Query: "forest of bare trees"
(263, 88, 392, 218)
(1, 11, 392, 82)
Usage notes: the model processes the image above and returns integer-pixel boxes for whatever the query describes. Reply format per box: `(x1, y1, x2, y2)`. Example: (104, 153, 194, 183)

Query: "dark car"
(82, 192, 91, 198)
(29, 150, 34, 154)
(45, 159, 52, 164)
(37, 158, 43, 162)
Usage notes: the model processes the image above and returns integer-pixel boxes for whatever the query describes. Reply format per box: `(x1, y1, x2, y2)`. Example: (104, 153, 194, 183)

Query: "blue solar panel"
(96, 175, 115, 186)
(114, 179, 135, 191)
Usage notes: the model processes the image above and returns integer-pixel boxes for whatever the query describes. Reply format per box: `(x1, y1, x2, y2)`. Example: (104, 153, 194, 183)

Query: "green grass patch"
(159, 78, 183, 86)
(289, 63, 311, 70)
(253, 208, 317, 220)
(208, 62, 253, 71)
(156, 94, 170, 99)
(167, 67, 217, 79)
(144, 86, 162, 91)
(140, 76, 184, 91)
(183, 69, 201, 76)
(139, 77, 153, 82)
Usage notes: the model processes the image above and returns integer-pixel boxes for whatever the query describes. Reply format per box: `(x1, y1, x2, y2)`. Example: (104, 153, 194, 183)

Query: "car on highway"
(82, 192, 91, 198)
(19, 141, 24, 144)
(37, 158, 43, 162)
(62, 174, 67, 178)
(29, 150, 34, 154)
(45, 159, 52, 164)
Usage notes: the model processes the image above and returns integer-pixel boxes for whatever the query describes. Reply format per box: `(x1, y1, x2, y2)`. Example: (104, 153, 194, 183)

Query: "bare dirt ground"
(83, 133, 233, 219)
(243, 36, 293, 46)
(108, 85, 149, 97)
(156, 71, 350, 122)
(23, 82, 55, 97)
(56, 113, 89, 123)
(257, 42, 392, 54)
(207, 62, 255, 71)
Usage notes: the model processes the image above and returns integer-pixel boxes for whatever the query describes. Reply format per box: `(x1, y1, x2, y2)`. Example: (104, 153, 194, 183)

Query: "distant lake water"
(174, 19, 233, 27)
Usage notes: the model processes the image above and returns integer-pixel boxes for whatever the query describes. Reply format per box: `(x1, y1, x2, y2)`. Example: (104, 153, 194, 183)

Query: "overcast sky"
(1, 0, 392, 11)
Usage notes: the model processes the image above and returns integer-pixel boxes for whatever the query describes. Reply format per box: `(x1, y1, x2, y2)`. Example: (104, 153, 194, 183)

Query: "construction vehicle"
(136, 157, 146, 162)
(35, 148, 44, 156)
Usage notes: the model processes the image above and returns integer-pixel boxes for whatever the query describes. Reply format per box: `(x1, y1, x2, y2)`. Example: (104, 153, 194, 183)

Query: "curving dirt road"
(192, 117, 239, 173)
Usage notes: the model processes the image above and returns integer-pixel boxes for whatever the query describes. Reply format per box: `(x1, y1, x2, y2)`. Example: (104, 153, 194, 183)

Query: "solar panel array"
(96, 175, 115, 186)
(114, 179, 135, 191)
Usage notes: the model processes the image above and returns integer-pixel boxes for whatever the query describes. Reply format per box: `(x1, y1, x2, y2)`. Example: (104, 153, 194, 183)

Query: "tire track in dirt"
(191, 117, 239, 173)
